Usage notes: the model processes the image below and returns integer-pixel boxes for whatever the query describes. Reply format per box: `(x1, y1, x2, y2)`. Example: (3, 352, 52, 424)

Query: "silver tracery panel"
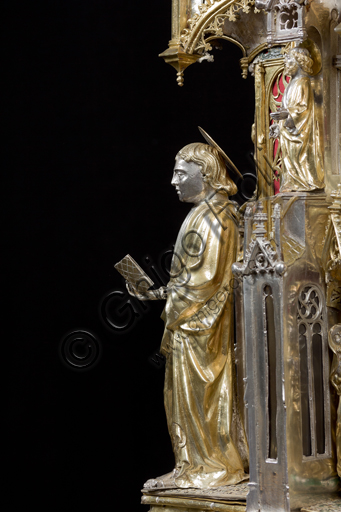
(297, 285, 331, 460)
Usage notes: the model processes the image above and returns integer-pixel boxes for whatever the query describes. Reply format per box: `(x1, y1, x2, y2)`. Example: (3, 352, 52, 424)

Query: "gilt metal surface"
(270, 47, 325, 192)
(142, 482, 249, 501)
(142, 492, 341, 512)
(269, 193, 337, 495)
(126, 142, 248, 492)
(143, 2, 341, 511)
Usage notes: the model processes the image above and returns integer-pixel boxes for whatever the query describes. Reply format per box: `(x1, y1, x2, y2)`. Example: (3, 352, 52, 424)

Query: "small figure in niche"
(270, 47, 325, 192)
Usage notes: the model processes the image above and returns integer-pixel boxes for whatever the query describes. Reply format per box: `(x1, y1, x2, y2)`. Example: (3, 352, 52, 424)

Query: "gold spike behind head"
(198, 126, 243, 179)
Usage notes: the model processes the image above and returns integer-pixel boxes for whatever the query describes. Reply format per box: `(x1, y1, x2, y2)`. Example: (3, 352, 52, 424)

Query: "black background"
(5, 1, 255, 510)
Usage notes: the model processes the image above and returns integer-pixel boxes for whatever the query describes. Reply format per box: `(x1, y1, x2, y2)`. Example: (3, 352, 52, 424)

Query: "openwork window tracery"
(263, 284, 277, 460)
(277, 0, 299, 32)
(297, 285, 330, 459)
(256, 0, 307, 45)
(270, 71, 290, 194)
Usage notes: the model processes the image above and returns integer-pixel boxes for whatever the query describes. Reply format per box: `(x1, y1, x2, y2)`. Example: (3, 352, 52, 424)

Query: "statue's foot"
(143, 469, 179, 489)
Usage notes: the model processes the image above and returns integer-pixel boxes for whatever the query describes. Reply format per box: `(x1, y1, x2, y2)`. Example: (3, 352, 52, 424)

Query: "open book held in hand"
(114, 254, 154, 293)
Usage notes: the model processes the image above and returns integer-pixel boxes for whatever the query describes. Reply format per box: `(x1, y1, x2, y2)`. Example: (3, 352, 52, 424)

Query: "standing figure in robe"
(270, 47, 325, 192)
(127, 142, 248, 489)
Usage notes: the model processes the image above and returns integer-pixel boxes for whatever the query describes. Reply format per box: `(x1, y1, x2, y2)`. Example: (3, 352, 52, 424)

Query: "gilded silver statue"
(270, 47, 325, 193)
(127, 137, 248, 489)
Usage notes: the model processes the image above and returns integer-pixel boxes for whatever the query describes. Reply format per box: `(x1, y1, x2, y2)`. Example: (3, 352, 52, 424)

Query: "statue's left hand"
(269, 123, 280, 139)
(126, 282, 168, 301)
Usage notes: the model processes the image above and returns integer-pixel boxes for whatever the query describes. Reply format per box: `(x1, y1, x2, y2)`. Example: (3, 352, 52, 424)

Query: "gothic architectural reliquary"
(124, 1, 341, 511)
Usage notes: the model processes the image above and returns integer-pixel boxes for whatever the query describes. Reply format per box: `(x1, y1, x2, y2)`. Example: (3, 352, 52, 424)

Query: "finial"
(245, 206, 253, 218)
(176, 70, 184, 87)
(253, 202, 267, 238)
(158, 46, 200, 88)
(240, 57, 249, 79)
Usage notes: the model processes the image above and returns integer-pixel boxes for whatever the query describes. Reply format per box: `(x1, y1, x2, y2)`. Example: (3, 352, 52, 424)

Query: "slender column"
(170, 0, 191, 46)
(254, 63, 274, 200)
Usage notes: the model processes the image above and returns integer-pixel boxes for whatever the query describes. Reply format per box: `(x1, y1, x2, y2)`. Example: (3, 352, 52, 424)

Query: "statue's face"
(284, 53, 299, 76)
(172, 157, 205, 203)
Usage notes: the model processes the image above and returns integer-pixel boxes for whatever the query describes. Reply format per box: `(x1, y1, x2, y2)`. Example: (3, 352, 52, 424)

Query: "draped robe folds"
(160, 196, 248, 488)
(280, 75, 325, 192)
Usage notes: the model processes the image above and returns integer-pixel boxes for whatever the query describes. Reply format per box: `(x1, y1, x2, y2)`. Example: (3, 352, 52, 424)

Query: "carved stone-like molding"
(180, 0, 260, 54)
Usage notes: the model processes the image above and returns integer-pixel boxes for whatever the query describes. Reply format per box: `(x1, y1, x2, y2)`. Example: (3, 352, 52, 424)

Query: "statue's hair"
(177, 142, 237, 196)
(290, 48, 314, 75)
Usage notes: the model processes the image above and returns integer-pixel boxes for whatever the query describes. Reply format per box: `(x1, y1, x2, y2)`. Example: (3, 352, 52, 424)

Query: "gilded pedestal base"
(141, 484, 247, 512)
(141, 490, 341, 511)
(141, 494, 246, 512)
